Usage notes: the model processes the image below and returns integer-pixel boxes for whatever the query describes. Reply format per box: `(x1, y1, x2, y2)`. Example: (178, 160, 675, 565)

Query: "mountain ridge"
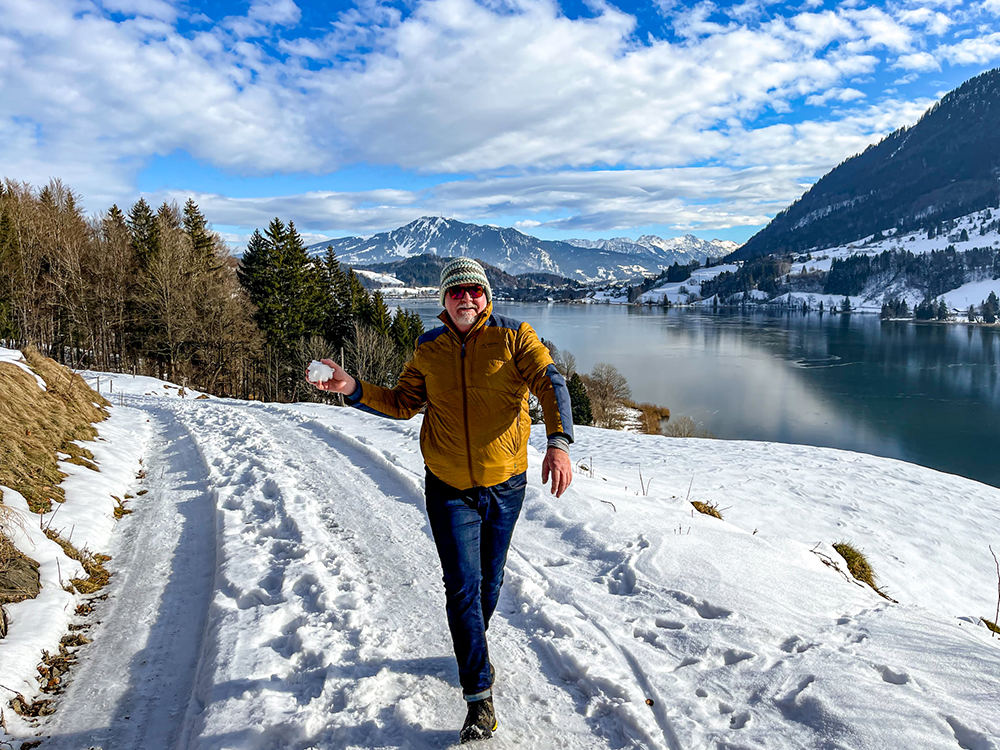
(731, 67, 1000, 262)
(306, 217, 737, 282)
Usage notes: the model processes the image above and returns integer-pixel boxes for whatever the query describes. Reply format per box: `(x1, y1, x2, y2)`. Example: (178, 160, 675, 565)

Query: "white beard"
(454, 307, 479, 327)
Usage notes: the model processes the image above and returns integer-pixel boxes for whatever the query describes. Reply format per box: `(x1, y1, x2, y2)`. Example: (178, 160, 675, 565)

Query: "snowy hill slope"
(3, 369, 999, 749)
(628, 206, 1000, 312)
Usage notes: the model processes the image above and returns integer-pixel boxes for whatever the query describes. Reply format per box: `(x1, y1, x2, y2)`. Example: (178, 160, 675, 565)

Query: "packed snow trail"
(34, 394, 607, 749)
(23, 379, 1000, 750)
(38, 407, 216, 749)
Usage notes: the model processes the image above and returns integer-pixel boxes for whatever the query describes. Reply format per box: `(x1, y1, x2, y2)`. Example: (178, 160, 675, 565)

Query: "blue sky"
(2, 0, 999, 248)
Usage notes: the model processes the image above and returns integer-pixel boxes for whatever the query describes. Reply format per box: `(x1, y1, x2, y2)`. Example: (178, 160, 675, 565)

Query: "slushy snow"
(1, 364, 999, 749)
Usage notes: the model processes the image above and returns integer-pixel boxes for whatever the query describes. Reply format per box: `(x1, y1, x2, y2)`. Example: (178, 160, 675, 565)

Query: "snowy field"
(2, 364, 1000, 749)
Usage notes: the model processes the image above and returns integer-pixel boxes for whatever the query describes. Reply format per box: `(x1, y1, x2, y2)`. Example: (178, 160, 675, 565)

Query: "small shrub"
(691, 501, 723, 520)
(623, 399, 670, 435)
(664, 415, 713, 438)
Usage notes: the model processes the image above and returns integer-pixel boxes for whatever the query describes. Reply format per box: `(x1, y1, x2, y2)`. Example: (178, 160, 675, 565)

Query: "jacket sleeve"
(514, 323, 575, 442)
(349, 358, 427, 420)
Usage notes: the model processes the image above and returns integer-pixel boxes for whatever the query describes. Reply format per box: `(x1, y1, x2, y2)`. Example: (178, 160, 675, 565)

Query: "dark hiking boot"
(460, 696, 497, 743)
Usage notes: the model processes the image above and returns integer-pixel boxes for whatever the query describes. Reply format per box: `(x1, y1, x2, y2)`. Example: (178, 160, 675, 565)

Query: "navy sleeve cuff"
(345, 381, 363, 404)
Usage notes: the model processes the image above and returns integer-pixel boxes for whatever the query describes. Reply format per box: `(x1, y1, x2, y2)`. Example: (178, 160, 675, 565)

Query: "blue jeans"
(425, 469, 526, 701)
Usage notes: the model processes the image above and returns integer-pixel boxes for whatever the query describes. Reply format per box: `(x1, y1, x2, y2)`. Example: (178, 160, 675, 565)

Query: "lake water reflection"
(398, 300, 1000, 488)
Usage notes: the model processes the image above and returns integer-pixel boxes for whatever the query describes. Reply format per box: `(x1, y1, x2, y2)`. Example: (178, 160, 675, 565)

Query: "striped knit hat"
(438, 258, 493, 307)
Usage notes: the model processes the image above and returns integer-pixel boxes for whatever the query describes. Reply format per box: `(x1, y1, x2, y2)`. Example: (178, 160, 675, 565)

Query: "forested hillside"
(0, 179, 423, 403)
(733, 68, 1000, 260)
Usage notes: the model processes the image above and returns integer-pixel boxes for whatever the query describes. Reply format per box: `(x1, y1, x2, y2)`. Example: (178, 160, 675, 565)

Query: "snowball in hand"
(307, 360, 336, 384)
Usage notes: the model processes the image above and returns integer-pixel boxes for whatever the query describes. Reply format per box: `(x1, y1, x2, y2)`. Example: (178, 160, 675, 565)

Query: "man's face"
(444, 285, 488, 332)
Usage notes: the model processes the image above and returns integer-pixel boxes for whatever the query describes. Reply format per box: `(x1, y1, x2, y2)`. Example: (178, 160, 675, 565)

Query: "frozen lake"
(398, 300, 1000, 489)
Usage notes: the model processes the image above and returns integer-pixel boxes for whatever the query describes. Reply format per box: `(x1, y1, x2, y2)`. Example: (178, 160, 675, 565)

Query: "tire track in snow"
(37, 405, 217, 750)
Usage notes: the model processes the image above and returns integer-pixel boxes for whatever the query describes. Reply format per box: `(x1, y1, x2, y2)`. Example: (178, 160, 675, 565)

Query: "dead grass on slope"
(0, 348, 109, 612)
(0, 348, 108, 513)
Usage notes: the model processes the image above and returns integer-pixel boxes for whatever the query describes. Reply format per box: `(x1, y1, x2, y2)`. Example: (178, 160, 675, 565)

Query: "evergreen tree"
(568, 373, 593, 426)
(157, 201, 181, 231)
(366, 290, 392, 338)
(320, 247, 353, 351)
(937, 300, 950, 320)
(915, 298, 936, 320)
(983, 291, 1000, 323)
(840, 296, 852, 313)
(128, 198, 160, 267)
(183, 198, 216, 268)
(238, 229, 280, 339)
(389, 308, 424, 358)
(347, 270, 370, 318)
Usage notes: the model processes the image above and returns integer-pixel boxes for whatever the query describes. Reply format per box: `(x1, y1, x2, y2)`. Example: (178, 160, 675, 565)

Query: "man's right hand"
(307, 359, 357, 396)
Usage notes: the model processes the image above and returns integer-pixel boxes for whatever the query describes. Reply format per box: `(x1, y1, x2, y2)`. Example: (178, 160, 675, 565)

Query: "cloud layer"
(0, 0, 995, 235)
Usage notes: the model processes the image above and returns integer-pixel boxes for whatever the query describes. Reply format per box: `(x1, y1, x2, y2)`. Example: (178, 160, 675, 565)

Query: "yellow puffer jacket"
(348, 303, 574, 490)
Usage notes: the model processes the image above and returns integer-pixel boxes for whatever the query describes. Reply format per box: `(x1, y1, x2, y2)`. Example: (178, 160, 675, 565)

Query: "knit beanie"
(438, 258, 493, 307)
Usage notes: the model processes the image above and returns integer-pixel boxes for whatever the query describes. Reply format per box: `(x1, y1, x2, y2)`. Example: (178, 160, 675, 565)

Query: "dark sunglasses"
(448, 285, 485, 300)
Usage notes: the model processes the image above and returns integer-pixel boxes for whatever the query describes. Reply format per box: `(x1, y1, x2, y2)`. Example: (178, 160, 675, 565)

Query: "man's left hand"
(541, 447, 572, 498)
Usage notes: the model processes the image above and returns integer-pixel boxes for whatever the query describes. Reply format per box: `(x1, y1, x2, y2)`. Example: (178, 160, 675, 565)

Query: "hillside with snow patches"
(619, 207, 1000, 312)
(1, 356, 998, 749)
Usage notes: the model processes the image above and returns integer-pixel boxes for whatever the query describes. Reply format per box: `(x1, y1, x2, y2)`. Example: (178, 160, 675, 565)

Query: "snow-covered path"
(39, 407, 216, 748)
(15, 377, 1000, 750)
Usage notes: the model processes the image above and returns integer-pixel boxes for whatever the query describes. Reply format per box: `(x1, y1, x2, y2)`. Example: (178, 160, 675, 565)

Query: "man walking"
(309, 257, 573, 742)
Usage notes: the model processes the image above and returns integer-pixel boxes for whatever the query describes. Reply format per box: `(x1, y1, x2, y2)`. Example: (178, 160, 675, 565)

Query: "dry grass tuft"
(981, 617, 1000, 635)
(112, 495, 133, 519)
(43, 529, 111, 594)
(833, 541, 892, 600)
(691, 500, 724, 520)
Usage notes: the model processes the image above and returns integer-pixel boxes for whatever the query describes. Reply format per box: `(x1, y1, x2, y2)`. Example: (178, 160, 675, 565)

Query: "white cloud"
(0, 0, 975, 234)
(897, 8, 953, 34)
(840, 7, 915, 53)
(159, 93, 932, 236)
(247, 0, 301, 25)
(937, 31, 1000, 64)
(983, 0, 1000, 15)
(893, 51, 941, 69)
(101, 0, 178, 22)
(804, 87, 866, 105)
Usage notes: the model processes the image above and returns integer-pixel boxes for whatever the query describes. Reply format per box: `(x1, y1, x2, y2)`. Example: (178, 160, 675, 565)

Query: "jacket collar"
(439, 301, 493, 339)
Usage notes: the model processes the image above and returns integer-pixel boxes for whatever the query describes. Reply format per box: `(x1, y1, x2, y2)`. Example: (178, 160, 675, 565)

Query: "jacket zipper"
(460, 339, 474, 487)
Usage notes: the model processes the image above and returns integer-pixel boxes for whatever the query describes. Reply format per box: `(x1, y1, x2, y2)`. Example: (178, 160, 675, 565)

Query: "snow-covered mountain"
(637, 234, 739, 263)
(307, 218, 738, 283)
(4, 359, 999, 748)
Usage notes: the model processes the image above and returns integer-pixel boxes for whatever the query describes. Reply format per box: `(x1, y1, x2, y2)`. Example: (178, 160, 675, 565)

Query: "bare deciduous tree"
(582, 362, 631, 429)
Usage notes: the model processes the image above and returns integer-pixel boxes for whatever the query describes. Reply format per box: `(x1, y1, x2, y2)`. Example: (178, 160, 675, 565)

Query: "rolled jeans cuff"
(464, 687, 493, 702)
